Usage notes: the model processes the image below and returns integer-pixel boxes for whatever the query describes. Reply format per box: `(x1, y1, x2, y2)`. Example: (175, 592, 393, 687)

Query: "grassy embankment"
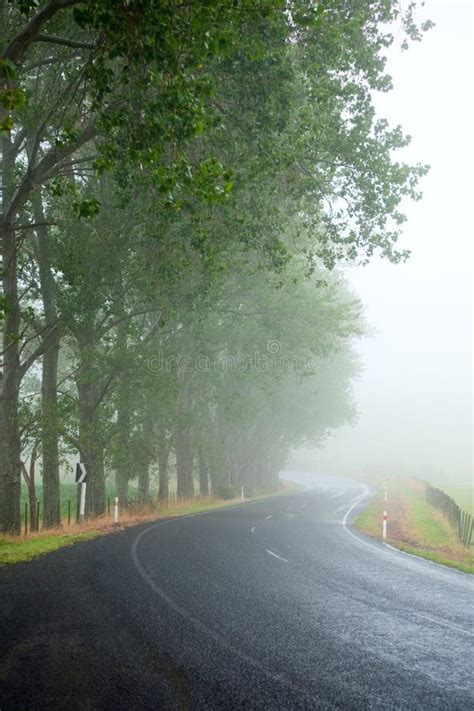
(355, 475, 473, 574)
(0, 481, 300, 565)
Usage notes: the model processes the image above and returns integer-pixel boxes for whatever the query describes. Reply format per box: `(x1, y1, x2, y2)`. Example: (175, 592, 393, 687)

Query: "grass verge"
(0, 531, 101, 565)
(0, 481, 300, 566)
(355, 476, 473, 574)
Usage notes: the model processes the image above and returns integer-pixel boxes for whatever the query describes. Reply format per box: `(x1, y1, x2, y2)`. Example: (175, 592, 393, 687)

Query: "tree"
(1, 1, 432, 530)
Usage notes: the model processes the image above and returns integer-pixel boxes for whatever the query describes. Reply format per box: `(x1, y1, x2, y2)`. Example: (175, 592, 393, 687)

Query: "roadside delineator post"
(384, 486, 388, 502)
(383, 510, 388, 539)
(114, 497, 119, 526)
(241, 485, 244, 502)
(75, 463, 88, 523)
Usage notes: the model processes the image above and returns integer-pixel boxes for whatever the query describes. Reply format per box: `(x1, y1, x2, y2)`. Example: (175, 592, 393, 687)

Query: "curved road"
(1, 476, 472, 709)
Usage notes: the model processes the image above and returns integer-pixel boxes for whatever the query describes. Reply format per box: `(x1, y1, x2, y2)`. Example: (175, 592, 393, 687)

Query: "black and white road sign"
(75, 463, 87, 484)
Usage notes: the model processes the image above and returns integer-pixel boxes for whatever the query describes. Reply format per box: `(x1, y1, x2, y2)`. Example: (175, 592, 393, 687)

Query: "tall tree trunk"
(112, 309, 130, 504)
(20, 442, 39, 532)
(114, 404, 130, 505)
(41, 337, 60, 525)
(198, 447, 209, 496)
(75, 327, 106, 517)
(32, 192, 61, 527)
(157, 433, 170, 502)
(0, 218, 21, 533)
(77, 380, 106, 517)
(138, 463, 150, 504)
(176, 423, 193, 500)
(0, 134, 21, 533)
(176, 373, 194, 500)
(137, 411, 153, 505)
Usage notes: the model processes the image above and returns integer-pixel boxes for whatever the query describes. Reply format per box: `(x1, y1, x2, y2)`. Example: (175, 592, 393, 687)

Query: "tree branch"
(34, 34, 95, 50)
(19, 322, 59, 380)
(2, 0, 83, 64)
(4, 121, 96, 222)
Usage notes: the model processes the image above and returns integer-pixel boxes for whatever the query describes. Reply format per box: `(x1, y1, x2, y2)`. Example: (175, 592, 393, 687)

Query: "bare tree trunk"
(77, 385, 106, 517)
(138, 464, 150, 504)
(157, 438, 170, 502)
(0, 218, 21, 533)
(20, 443, 39, 531)
(41, 337, 60, 525)
(176, 423, 193, 500)
(198, 447, 209, 496)
(0, 133, 21, 533)
(137, 411, 153, 505)
(114, 404, 130, 505)
(176, 373, 194, 500)
(32, 192, 61, 527)
(75, 326, 106, 517)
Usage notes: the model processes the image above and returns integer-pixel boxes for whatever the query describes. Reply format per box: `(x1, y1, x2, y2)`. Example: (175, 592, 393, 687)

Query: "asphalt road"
(1, 475, 473, 710)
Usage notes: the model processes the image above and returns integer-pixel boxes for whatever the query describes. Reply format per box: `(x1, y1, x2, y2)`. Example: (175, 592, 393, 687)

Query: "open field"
(355, 476, 473, 574)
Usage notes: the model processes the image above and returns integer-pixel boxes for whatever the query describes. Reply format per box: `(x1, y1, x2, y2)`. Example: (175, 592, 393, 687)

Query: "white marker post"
(75, 463, 88, 523)
(241, 486, 244, 502)
(114, 497, 119, 525)
(79, 481, 87, 522)
(384, 486, 388, 502)
(382, 510, 388, 539)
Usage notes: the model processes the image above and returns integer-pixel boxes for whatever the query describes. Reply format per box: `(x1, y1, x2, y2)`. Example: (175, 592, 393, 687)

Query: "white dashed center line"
(265, 549, 289, 564)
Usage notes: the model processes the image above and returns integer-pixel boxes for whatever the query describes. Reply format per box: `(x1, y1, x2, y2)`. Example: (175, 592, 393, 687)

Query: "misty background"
(312, 0, 472, 485)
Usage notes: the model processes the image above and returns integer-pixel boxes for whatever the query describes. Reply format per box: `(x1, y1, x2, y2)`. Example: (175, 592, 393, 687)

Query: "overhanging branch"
(2, 0, 83, 64)
(34, 34, 96, 51)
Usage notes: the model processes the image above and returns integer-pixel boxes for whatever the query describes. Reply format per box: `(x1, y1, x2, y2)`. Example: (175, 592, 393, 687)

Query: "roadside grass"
(1, 481, 301, 566)
(0, 531, 101, 564)
(21, 479, 302, 525)
(355, 477, 473, 574)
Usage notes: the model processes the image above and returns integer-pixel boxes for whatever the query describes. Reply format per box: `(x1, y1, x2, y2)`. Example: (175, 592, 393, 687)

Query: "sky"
(316, 0, 473, 484)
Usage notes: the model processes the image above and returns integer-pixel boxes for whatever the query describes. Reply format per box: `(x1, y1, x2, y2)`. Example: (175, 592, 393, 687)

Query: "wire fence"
(425, 483, 473, 547)
(18, 490, 202, 536)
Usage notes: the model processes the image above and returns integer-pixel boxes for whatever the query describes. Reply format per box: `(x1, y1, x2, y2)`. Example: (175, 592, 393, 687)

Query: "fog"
(316, 0, 473, 485)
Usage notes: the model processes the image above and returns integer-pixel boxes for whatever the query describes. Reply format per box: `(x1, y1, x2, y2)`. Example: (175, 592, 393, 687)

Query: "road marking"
(342, 486, 372, 544)
(412, 612, 474, 638)
(250, 526, 256, 533)
(341, 487, 406, 558)
(131, 512, 316, 702)
(341, 486, 471, 581)
(330, 492, 345, 500)
(265, 514, 273, 520)
(265, 549, 289, 564)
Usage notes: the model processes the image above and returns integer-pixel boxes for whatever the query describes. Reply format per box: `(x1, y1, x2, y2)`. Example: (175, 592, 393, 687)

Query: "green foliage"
(0, 0, 434, 531)
(71, 197, 101, 219)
